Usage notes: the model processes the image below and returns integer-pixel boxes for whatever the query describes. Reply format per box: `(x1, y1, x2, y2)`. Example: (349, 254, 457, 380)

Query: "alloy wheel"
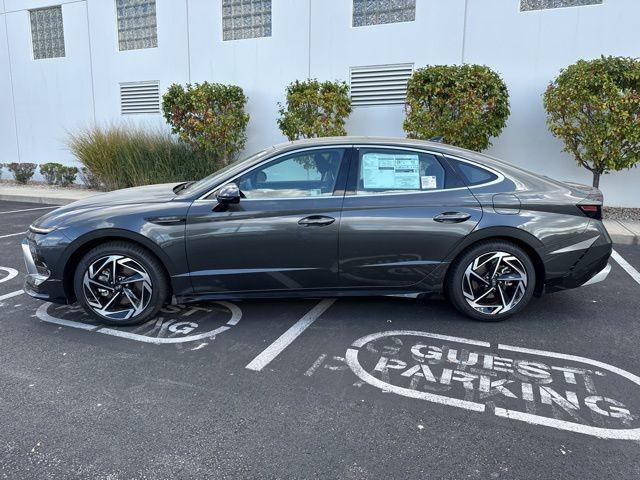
(82, 255, 153, 321)
(461, 251, 528, 315)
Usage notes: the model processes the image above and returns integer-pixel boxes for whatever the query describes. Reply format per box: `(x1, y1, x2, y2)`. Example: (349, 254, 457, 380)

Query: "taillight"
(578, 204, 602, 220)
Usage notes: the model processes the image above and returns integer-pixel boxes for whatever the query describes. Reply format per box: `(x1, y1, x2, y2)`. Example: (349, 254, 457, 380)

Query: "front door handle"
(298, 215, 336, 227)
(434, 212, 471, 223)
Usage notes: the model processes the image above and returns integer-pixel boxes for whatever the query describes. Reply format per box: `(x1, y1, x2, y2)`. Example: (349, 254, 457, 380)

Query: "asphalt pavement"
(0, 200, 639, 479)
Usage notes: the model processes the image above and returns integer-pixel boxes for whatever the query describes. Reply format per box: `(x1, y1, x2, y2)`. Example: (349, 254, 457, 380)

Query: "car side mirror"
(216, 183, 241, 205)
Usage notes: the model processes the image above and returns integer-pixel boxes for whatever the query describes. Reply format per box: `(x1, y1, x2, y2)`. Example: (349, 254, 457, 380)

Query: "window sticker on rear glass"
(362, 153, 420, 190)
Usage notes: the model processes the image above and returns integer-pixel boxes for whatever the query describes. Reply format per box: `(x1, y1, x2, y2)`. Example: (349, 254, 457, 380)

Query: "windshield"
(176, 148, 273, 196)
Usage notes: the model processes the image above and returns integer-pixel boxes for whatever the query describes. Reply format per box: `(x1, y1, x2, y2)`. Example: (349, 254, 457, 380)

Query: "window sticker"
(421, 175, 437, 189)
(362, 153, 420, 190)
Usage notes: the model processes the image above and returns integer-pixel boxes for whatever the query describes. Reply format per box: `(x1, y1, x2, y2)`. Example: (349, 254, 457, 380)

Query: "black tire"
(445, 240, 536, 322)
(73, 241, 169, 326)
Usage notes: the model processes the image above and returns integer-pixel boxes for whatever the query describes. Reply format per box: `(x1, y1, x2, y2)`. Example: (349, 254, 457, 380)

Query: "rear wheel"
(445, 240, 536, 321)
(73, 241, 168, 325)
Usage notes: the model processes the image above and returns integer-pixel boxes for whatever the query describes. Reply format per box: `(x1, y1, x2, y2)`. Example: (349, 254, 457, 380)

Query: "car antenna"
(429, 136, 445, 143)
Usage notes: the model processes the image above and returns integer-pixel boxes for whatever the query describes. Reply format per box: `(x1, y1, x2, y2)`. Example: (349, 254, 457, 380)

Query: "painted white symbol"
(345, 330, 640, 440)
(36, 301, 241, 344)
(0, 267, 18, 284)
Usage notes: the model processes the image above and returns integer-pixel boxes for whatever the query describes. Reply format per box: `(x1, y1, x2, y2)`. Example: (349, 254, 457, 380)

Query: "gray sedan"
(23, 137, 612, 324)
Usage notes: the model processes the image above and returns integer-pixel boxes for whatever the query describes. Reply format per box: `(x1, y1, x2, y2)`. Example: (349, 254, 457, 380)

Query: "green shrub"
(58, 166, 78, 187)
(68, 125, 219, 190)
(40, 162, 64, 185)
(79, 166, 104, 191)
(7, 162, 37, 184)
(404, 64, 510, 151)
(277, 79, 352, 140)
(162, 82, 249, 166)
(544, 56, 640, 188)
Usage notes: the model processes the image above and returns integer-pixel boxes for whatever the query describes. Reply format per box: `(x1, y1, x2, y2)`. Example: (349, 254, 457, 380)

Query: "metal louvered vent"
(120, 81, 160, 114)
(350, 64, 414, 107)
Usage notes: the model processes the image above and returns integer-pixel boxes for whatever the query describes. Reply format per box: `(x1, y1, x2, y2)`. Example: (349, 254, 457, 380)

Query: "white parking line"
(0, 206, 56, 215)
(245, 299, 336, 372)
(0, 267, 18, 284)
(0, 289, 24, 302)
(611, 250, 640, 286)
(0, 232, 25, 239)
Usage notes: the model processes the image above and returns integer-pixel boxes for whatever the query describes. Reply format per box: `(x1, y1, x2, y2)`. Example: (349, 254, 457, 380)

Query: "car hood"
(32, 183, 181, 229)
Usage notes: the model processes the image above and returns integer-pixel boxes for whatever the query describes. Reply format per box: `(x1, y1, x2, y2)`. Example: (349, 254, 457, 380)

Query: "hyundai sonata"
(23, 137, 612, 324)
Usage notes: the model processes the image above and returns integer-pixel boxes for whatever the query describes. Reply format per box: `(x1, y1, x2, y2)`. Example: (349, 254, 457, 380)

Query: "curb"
(0, 191, 96, 206)
(603, 220, 640, 246)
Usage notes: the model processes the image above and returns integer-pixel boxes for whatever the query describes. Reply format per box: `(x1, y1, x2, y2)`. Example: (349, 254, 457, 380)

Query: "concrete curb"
(0, 190, 97, 206)
(603, 220, 640, 246)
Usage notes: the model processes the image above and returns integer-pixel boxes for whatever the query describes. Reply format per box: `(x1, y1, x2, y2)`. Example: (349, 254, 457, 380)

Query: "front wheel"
(73, 241, 169, 325)
(445, 240, 536, 321)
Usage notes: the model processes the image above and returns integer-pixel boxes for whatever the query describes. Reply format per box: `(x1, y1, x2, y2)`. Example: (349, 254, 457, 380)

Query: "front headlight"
(29, 225, 57, 234)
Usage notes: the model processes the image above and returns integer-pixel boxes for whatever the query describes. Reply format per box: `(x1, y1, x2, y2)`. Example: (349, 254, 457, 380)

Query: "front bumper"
(22, 238, 68, 303)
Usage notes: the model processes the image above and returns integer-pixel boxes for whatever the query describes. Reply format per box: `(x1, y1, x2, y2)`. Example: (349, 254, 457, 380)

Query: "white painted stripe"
(97, 325, 231, 344)
(349, 330, 491, 349)
(0, 231, 25, 239)
(494, 407, 640, 440)
(611, 250, 640, 286)
(0, 289, 24, 301)
(245, 298, 336, 372)
(0, 267, 18, 284)
(0, 206, 56, 215)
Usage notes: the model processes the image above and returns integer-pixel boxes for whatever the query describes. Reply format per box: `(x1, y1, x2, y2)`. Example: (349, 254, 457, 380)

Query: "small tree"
(404, 64, 510, 151)
(162, 82, 250, 166)
(277, 79, 352, 140)
(544, 56, 640, 188)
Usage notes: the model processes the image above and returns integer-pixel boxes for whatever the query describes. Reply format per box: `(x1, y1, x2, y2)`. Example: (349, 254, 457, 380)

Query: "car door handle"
(434, 212, 471, 223)
(298, 215, 336, 227)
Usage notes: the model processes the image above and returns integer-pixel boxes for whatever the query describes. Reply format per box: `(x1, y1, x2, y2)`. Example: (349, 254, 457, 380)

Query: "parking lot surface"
(1, 200, 639, 479)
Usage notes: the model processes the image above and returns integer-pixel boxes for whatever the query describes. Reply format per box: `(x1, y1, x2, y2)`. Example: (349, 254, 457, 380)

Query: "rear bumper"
(581, 263, 611, 286)
(543, 221, 612, 293)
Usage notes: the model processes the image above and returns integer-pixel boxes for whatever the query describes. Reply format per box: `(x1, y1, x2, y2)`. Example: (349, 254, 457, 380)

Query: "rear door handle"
(298, 215, 336, 227)
(434, 212, 471, 223)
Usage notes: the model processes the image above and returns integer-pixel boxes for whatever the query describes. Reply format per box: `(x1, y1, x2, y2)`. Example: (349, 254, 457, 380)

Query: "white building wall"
(0, 0, 638, 205)
(3, 0, 94, 168)
(0, 0, 19, 171)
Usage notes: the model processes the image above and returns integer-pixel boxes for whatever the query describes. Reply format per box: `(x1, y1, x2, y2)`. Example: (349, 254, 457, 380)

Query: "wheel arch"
(60, 229, 175, 303)
(444, 226, 546, 296)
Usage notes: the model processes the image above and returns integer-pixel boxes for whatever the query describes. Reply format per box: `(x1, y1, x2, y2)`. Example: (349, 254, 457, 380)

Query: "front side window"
(356, 149, 461, 195)
(353, 0, 416, 27)
(222, 0, 272, 41)
(116, 0, 158, 51)
(236, 149, 345, 199)
(30, 6, 65, 60)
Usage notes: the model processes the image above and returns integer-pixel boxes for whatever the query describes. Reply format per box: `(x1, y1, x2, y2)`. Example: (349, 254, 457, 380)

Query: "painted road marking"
(246, 299, 336, 372)
(0, 206, 56, 215)
(0, 267, 18, 284)
(611, 250, 640, 286)
(0, 232, 25, 239)
(346, 330, 640, 440)
(0, 289, 24, 302)
(36, 301, 242, 345)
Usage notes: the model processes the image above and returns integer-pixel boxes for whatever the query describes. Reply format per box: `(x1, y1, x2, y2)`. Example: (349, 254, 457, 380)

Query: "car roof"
(270, 136, 470, 156)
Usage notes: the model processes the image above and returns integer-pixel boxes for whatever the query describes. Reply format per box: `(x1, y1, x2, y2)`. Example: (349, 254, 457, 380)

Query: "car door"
(338, 146, 482, 289)
(185, 147, 349, 295)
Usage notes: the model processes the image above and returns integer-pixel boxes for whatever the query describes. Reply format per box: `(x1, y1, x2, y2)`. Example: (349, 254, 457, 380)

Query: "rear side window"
(355, 148, 462, 195)
(448, 159, 498, 186)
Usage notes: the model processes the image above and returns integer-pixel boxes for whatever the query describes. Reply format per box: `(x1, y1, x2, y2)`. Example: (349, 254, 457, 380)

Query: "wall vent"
(120, 81, 160, 114)
(350, 63, 414, 107)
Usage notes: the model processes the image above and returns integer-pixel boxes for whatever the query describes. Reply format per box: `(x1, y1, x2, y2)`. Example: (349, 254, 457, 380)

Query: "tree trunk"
(592, 171, 601, 189)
